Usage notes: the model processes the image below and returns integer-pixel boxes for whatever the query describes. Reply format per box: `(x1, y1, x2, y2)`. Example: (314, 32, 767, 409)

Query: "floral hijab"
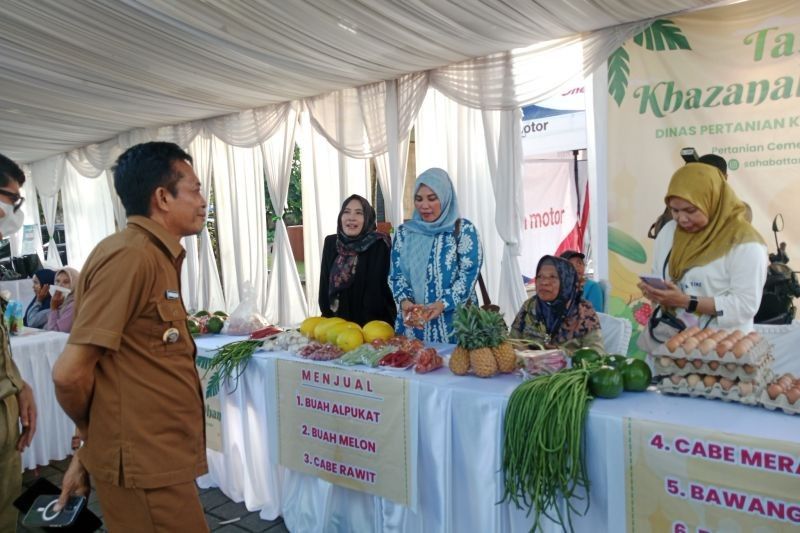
(329, 194, 389, 297)
(534, 256, 599, 343)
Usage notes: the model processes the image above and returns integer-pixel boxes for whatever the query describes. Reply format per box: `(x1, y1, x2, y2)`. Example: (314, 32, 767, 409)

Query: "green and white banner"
(606, 0, 800, 350)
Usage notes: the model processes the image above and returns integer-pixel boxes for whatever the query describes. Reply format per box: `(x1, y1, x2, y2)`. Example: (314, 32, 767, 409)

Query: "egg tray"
(758, 390, 800, 416)
(654, 338, 770, 366)
(657, 376, 763, 406)
(653, 354, 773, 382)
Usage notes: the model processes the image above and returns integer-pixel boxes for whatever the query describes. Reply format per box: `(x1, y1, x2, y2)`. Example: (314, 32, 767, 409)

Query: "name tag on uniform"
(165, 290, 180, 300)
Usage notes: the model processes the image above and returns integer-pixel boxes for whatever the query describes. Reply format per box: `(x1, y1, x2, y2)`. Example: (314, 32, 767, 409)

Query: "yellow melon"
(313, 317, 345, 341)
(299, 316, 325, 338)
(362, 320, 394, 343)
(337, 328, 365, 352)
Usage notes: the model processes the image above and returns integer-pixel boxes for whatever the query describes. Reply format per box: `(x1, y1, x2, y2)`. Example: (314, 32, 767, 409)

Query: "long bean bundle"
(502, 367, 593, 532)
(198, 339, 262, 397)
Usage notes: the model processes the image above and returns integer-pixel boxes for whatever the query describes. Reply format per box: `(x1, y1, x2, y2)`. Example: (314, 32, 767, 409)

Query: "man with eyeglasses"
(0, 153, 37, 531)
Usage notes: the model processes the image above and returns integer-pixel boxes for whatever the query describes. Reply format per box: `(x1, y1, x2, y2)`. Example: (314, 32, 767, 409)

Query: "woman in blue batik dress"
(390, 168, 483, 343)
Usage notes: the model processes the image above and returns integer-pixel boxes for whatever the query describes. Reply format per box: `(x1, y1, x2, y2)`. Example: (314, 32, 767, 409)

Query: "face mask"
(0, 201, 24, 238)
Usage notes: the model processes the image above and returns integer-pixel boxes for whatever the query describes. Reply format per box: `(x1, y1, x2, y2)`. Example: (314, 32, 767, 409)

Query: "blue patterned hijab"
(402, 168, 460, 303)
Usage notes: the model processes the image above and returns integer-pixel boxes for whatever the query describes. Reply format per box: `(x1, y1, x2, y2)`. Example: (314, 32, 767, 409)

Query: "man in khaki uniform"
(0, 153, 37, 531)
(53, 142, 208, 531)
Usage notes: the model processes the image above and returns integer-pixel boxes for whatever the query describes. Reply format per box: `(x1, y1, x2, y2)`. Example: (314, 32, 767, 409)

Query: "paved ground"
(16, 456, 289, 532)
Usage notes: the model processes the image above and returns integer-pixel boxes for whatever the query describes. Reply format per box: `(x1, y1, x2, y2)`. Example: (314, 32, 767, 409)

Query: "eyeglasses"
(0, 189, 24, 213)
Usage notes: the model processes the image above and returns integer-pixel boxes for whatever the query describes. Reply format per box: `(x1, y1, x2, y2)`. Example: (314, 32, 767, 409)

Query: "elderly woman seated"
(510, 255, 604, 355)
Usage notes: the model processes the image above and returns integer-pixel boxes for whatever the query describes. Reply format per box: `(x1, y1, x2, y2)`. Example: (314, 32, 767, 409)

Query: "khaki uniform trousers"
(0, 395, 21, 532)
(94, 477, 208, 533)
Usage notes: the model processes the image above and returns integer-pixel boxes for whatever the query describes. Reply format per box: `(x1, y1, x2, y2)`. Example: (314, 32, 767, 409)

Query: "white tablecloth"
(0, 278, 34, 306)
(11, 330, 74, 470)
(195, 335, 799, 533)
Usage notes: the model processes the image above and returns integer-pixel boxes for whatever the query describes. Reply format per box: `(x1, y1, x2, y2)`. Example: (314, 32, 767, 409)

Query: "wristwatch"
(686, 296, 699, 313)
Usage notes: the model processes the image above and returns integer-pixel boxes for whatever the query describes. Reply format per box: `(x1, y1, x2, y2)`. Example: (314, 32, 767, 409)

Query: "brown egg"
(719, 377, 735, 391)
(767, 383, 783, 400)
(685, 326, 702, 338)
(708, 360, 720, 370)
(778, 376, 794, 389)
(738, 381, 754, 397)
(732, 339, 752, 358)
(665, 338, 681, 353)
(716, 340, 733, 357)
(670, 374, 683, 385)
(682, 338, 700, 352)
(699, 338, 717, 355)
(725, 331, 745, 344)
(674, 358, 688, 369)
(743, 364, 755, 375)
(703, 375, 718, 388)
(785, 388, 800, 405)
(695, 330, 712, 342)
(746, 331, 762, 343)
(710, 330, 728, 341)
(691, 359, 704, 369)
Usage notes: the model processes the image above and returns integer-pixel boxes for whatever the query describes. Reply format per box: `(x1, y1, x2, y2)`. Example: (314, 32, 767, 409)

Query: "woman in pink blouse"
(45, 266, 79, 332)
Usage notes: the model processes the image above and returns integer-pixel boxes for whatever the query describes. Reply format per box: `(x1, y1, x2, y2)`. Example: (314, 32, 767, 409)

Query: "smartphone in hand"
(23, 494, 86, 528)
(639, 275, 670, 291)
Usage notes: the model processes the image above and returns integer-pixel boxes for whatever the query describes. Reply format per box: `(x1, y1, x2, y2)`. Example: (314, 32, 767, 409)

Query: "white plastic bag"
(221, 283, 269, 336)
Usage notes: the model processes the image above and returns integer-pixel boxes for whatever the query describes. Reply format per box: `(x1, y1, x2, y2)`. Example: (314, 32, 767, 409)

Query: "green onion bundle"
(502, 367, 593, 532)
(198, 339, 262, 397)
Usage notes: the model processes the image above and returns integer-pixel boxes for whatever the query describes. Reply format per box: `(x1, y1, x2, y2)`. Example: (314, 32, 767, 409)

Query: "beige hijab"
(666, 163, 764, 281)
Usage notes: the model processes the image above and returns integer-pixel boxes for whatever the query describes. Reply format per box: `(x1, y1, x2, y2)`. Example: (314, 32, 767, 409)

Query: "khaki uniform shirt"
(0, 302, 23, 428)
(69, 216, 207, 489)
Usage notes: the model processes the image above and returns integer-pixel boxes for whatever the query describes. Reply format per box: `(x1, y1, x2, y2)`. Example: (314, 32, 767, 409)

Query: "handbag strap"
(454, 219, 491, 307)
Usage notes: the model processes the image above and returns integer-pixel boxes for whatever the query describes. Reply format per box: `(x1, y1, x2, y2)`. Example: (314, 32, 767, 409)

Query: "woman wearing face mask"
(390, 168, 483, 343)
(638, 163, 767, 332)
(45, 266, 79, 332)
(318, 194, 396, 327)
(24, 268, 56, 328)
(510, 255, 604, 355)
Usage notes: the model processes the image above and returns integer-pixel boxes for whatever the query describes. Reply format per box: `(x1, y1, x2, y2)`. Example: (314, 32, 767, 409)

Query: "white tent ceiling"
(0, 0, 717, 163)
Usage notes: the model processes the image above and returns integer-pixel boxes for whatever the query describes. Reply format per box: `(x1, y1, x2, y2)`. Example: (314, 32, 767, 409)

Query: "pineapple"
(465, 306, 498, 378)
(485, 311, 516, 373)
(449, 306, 472, 375)
(449, 345, 471, 375)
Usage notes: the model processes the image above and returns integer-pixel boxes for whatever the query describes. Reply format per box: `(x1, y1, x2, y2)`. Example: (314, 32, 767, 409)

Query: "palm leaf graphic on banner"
(608, 19, 691, 105)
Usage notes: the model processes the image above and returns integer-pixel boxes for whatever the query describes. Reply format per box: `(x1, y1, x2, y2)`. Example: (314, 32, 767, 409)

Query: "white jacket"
(652, 221, 768, 332)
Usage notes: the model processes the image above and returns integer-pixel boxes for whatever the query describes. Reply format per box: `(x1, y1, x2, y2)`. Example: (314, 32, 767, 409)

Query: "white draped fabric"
(415, 90, 506, 317)
(7, 180, 44, 262)
(2, 1, 718, 164)
(211, 139, 270, 313)
(481, 108, 527, 318)
(182, 133, 226, 313)
(61, 166, 115, 270)
(299, 113, 370, 317)
(3, 1, 722, 325)
(262, 107, 308, 327)
(194, 334, 800, 532)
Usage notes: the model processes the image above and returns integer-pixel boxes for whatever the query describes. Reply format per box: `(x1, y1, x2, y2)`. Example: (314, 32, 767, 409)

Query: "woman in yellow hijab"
(639, 162, 767, 332)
